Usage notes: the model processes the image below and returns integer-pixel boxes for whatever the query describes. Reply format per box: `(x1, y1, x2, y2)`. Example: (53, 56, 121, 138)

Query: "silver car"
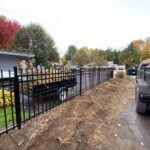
(135, 59, 150, 114)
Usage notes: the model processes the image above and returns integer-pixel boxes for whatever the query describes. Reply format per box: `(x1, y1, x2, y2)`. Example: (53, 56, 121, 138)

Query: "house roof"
(0, 49, 35, 58)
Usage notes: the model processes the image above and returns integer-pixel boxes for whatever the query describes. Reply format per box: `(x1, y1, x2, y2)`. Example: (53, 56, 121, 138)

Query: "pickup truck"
(135, 59, 150, 114)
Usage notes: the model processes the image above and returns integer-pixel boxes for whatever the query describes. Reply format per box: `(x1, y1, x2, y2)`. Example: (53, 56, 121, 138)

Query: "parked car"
(126, 66, 137, 75)
(70, 66, 80, 72)
(135, 59, 150, 114)
(115, 65, 126, 70)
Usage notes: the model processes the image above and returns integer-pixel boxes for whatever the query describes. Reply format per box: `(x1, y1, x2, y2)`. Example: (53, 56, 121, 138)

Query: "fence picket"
(0, 66, 113, 135)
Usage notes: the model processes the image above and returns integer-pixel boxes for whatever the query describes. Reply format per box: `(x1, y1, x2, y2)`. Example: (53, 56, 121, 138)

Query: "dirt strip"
(0, 77, 134, 150)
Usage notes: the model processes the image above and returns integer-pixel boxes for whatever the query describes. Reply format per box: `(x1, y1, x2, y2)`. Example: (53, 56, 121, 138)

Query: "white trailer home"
(0, 49, 34, 71)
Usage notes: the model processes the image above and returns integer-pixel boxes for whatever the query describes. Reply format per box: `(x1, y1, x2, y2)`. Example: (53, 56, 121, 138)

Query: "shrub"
(115, 71, 126, 79)
(0, 90, 14, 107)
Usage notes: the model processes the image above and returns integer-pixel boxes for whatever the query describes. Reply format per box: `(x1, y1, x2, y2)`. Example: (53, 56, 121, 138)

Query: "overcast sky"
(1, 0, 150, 56)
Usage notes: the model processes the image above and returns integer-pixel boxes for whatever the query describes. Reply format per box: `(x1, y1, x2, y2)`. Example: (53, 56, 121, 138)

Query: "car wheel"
(136, 95, 147, 114)
(59, 88, 67, 102)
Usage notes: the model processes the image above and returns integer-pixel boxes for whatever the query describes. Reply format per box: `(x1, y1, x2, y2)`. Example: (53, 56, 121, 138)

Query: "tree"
(139, 50, 149, 61)
(10, 23, 59, 68)
(104, 48, 120, 64)
(60, 56, 67, 65)
(0, 17, 21, 48)
(72, 47, 89, 66)
(98, 48, 120, 65)
(132, 39, 145, 52)
(88, 48, 107, 66)
(65, 45, 77, 61)
(132, 38, 150, 61)
(0, 15, 6, 20)
(119, 42, 140, 65)
(112, 50, 120, 64)
(105, 48, 114, 61)
(142, 38, 150, 59)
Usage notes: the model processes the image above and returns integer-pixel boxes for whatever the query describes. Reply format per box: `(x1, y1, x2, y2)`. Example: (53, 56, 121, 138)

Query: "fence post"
(98, 66, 100, 84)
(14, 67, 21, 129)
(80, 66, 82, 96)
(107, 66, 109, 80)
(111, 69, 113, 78)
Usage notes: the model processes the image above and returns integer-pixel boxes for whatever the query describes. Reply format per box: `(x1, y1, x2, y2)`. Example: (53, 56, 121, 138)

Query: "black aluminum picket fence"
(0, 66, 113, 135)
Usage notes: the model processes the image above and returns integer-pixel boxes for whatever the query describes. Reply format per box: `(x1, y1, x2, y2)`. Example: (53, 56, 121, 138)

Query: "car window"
(139, 68, 145, 79)
(144, 68, 150, 82)
(137, 63, 150, 79)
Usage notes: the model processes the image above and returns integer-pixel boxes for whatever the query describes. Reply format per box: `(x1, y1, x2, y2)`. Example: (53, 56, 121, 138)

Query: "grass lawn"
(0, 107, 28, 128)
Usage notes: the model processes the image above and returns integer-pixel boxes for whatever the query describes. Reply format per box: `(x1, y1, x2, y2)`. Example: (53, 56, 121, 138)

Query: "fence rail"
(0, 66, 113, 135)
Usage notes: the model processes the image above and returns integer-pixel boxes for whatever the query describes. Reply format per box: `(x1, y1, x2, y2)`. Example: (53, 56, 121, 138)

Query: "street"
(105, 99, 150, 150)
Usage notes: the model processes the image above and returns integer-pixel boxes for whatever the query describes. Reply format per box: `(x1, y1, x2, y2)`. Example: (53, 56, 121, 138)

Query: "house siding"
(0, 55, 19, 71)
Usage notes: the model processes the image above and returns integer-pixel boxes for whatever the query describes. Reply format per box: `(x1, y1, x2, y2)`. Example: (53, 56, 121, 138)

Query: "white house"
(0, 49, 34, 71)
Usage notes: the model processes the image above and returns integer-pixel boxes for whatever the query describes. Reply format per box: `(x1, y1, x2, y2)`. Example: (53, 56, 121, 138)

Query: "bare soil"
(0, 77, 135, 150)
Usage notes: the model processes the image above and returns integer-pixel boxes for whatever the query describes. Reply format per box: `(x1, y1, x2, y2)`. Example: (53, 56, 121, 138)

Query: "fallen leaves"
(17, 140, 24, 146)
(117, 123, 121, 127)
(140, 141, 144, 146)
(56, 137, 71, 145)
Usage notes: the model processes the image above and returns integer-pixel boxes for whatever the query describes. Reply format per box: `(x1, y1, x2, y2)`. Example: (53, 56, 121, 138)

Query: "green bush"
(116, 71, 126, 79)
(0, 90, 14, 107)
